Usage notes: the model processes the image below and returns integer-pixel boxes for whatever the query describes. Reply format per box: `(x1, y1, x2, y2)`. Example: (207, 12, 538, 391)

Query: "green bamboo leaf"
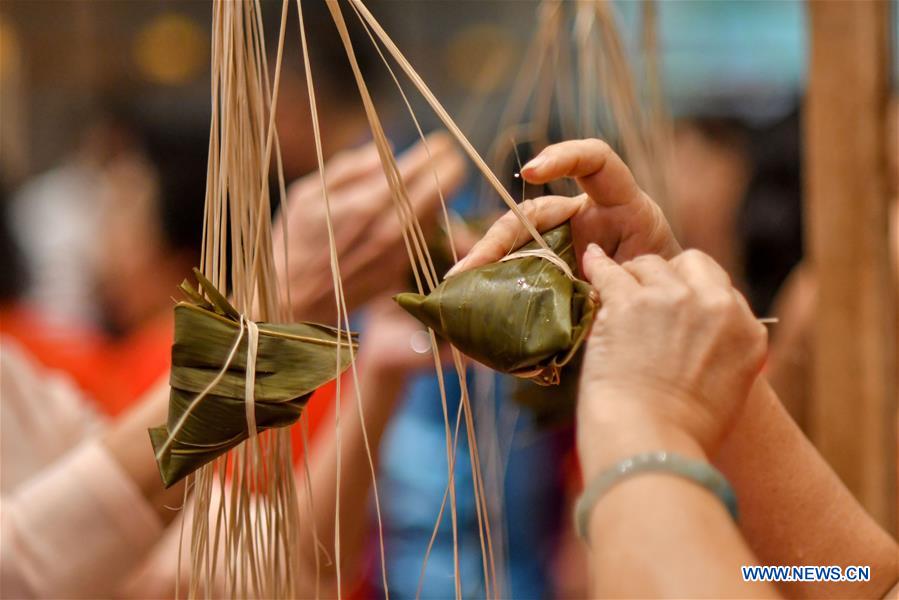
(149, 272, 357, 487)
(178, 278, 211, 309)
(395, 222, 596, 386)
(192, 267, 240, 319)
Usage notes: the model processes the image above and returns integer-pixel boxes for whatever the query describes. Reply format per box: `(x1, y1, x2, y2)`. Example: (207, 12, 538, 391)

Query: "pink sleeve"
(1, 439, 163, 598)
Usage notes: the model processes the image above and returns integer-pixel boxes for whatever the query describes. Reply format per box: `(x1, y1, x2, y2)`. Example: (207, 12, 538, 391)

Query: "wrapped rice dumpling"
(150, 270, 356, 487)
(396, 222, 596, 385)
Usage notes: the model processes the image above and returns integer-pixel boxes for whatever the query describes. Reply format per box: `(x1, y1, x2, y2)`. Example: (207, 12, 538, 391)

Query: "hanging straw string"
(347, 0, 552, 262)
(334, 6, 505, 596)
(155, 316, 248, 461)
(244, 319, 260, 442)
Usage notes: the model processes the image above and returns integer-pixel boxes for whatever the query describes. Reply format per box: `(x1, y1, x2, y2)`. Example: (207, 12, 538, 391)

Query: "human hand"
(273, 132, 465, 323)
(446, 139, 680, 277)
(358, 297, 452, 378)
(576, 246, 767, 467)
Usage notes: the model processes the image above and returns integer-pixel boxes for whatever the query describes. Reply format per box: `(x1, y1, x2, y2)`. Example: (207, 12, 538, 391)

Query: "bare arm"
(0, 348, 178, 598)
(716, 377, 899, 599)
(458, 138, 898, 598)
(575, 246, 776, 598)
(581, 415, 775, 599)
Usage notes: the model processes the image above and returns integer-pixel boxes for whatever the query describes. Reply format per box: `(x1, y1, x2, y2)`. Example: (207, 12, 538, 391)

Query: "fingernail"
(522, 155, 546, 172)
(445, 257, 467, 278)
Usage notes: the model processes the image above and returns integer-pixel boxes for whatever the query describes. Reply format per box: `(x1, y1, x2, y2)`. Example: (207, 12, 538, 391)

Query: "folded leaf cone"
(149, 269, 356, 487)
(395, 222, 596, 385)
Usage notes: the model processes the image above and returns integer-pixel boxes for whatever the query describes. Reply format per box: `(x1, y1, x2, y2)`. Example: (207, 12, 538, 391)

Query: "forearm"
(579, 402, 777, 598)
(2, 381, 174, 598)
(297, 360, 406, 593)
(101, 377, 185, 524)
(715, 377, 899, 598)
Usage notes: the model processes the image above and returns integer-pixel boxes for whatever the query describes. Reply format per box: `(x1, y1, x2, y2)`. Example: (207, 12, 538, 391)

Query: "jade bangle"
(574, 451, 739, 544)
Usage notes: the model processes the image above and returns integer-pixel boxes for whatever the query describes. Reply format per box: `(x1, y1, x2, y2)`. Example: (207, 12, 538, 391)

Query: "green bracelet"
(574, 451, 739, 544)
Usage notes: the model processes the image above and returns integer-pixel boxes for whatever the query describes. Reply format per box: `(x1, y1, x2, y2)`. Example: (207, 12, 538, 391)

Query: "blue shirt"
(376, 367, 570, 598)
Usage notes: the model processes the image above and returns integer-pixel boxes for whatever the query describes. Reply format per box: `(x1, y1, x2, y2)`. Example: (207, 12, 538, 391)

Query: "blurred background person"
(9, 111, 138, 329)
(1, 112, 208, 417)
(1, 1, 895, 598)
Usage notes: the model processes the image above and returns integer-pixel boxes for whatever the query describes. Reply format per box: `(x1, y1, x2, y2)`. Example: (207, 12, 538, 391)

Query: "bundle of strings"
(489, 0, 674, 214)
(314, 2, 566, 596)
(170, 0, 336, 596)
(303, 2, 615, 596)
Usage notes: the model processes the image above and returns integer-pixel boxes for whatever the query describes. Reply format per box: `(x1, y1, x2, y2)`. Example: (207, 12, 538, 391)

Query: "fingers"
(582, 243, 638, 304)
(282, 143, 383, 212)
(589, 249, 740, 315)
(324, 142, 383, 190)
(403, 139, 466, 221)
(670, 250, 732, 291)
(354, 131, 464, 215)
(396, 131, 459, 189)
(667, 251, 760, 336)
(446, 194, 587, 276)
(622, 254, 685, 290)
(521, 139, 642, 208)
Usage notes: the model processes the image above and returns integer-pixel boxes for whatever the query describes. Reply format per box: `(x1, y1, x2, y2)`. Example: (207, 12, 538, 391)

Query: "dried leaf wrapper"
(150, 270, 356, 487)
(396, 222, 596, 385)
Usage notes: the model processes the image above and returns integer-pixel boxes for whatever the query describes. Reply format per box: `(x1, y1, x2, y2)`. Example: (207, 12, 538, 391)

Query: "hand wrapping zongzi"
(395, 222, 595, 385)
(149, 270, 356, 487)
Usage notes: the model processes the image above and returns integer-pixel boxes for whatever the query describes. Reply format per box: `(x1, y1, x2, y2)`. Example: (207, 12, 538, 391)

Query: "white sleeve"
(1, 440, 164, 598)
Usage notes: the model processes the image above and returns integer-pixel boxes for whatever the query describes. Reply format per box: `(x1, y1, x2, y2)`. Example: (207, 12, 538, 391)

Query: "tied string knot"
(499, 248, 576, 280)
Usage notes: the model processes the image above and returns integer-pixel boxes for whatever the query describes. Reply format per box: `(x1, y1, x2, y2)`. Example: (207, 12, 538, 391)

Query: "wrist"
(577, 394, 707, 481)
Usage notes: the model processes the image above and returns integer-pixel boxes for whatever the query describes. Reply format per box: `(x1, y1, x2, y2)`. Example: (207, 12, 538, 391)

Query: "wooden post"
(804, 0, 896, 533)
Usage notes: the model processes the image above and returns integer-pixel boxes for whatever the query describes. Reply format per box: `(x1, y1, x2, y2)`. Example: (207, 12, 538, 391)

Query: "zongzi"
(395, 222, 595, 385)
(149, 269, 356, 487)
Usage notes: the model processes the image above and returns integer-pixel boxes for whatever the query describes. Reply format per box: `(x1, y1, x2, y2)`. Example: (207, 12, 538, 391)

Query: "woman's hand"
(577, 245, 767, 469)
(274, 132, 465, 323)
(447, 139, 680, 277)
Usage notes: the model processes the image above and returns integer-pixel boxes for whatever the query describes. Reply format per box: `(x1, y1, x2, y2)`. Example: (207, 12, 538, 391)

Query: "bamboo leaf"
(150, 272, 357, 487)
(396, 222, 596, 386)
(192, 267, 240, 319)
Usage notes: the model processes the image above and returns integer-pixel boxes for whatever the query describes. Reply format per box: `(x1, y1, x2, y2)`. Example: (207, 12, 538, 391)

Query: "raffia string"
(154, 316, 247, 461)
(294, 3, 348, 594)
(343, 6, 466, 594)
(296, 1, 394, 598)
(348, 0, 459, 265)
(334, 3, 507, 596)
(348, 0, 552, 262)
(499, 248, 576, 280)
(244, 319, 260, 442)
(327, 3, 498, 597)
(185, 0, 303, 596)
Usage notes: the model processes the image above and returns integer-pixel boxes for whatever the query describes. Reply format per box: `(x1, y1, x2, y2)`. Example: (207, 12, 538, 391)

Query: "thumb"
(582, 243, 638, 304)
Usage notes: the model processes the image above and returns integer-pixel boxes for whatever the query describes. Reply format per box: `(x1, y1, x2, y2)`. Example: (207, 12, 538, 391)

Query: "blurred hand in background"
(274, 131, 465, 323)
(448, 138, 681, 278)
